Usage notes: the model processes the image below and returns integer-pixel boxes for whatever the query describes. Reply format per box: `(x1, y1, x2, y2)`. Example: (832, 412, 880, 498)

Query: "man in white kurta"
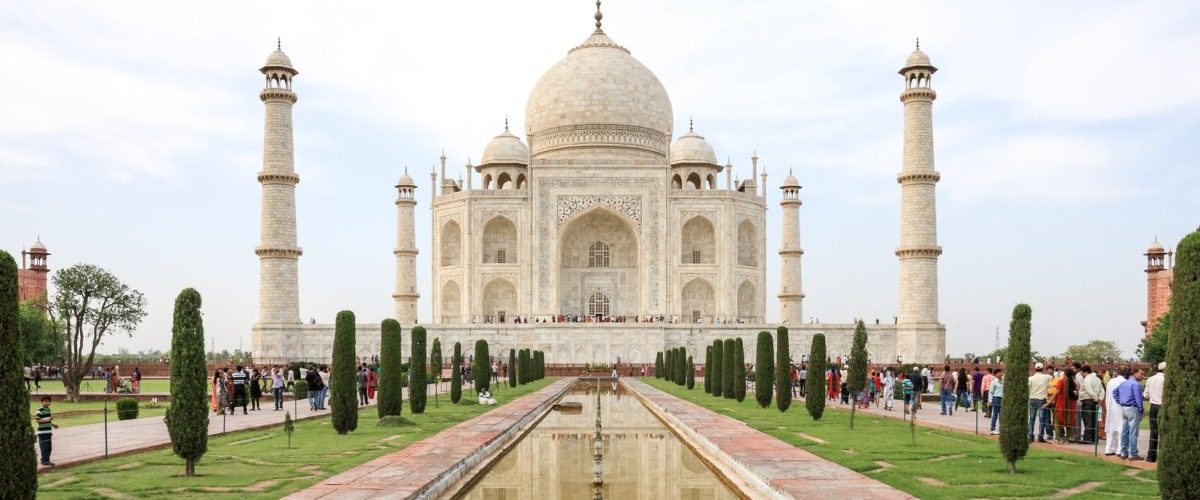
(1103, 370, 1127, 455)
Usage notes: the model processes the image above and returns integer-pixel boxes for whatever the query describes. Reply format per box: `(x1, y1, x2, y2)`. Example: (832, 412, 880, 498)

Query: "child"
(35, 396, 59, 466)
(902, 374, 914, 415)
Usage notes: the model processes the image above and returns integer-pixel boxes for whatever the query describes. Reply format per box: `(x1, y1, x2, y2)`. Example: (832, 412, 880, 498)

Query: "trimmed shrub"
(430, 338, 442, 386)
(712, 340, 724, 397)
(116, 397, 139, 420)
(409, 326, 427, 414)
(166, 287, 208, 477)
(686, 356, 695, 389)
(677, 347, 687, 386)
(655, 351, 663, 379)
(1161, 230, 1200, 497)
(1000, 304, 1032, 474)
(733, 339, 746, 402)
(704, 346, 712, 393)
(518, 349, 529, 384)
(377, 319, 403, 418)
(806, 333, 826, 420)
(848, 320, 868, 429)
(775, 326, 792, 412)
(450, 342, 463, 404)
(508, 349, 517, 387)
(666, 349, 674, 381)
(331, 310, 358, 434)
(755, 331, 773, 408)
(535, 351, 544, 380)
(0, 252, 35, 495)
(722, 339, 735, 399)
(293, 380, 308, 401)
(473, 340, 490, 393)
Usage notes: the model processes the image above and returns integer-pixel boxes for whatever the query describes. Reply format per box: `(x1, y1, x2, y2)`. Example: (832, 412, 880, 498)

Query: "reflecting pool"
(460, 380, 739, 499)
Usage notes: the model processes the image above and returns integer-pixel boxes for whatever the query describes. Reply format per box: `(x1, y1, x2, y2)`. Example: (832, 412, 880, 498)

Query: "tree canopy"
(1060, 339, 1121, 363)
(1138, 313, 1169, 364)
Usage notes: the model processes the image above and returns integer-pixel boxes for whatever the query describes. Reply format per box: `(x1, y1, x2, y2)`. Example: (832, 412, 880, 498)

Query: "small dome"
(780, 171, 800, 189)
(29, 239, 47, 252)
(905, 49, 932, 68)
(396, 170, 416, 187)
(480, 129, 530, 165)
(262, 49, 296, 73)
(669, 128, 718, 166)
(1148, 240, 1165, 253)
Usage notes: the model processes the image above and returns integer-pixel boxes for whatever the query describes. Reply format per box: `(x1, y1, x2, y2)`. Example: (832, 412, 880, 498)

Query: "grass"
(30, 400, 169, 429)
(644, 379, 1159, 499)
(37, 378, 556, 499)
(33, 378, 187, 394)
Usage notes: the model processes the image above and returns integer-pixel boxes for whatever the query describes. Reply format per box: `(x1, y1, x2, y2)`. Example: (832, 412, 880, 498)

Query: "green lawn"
(37, 378, 555, 499)
(33, 378, 187, 394)
(30, 400, 169, 429)
(644, 379, 1159, 499)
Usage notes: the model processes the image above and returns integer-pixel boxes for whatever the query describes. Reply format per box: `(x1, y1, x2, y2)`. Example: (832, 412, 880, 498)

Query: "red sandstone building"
(17, 239, 50, 304)
(1142, 240, 1173, 336)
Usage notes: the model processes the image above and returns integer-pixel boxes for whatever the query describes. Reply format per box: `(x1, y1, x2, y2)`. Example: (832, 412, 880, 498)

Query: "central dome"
(525, 28, 673, 159)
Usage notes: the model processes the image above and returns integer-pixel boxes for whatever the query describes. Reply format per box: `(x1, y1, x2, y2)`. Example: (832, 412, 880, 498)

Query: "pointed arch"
(686, 172, 702, 189)
(482, 216, 517, 264)
(441, 280, 461, 323)
(737, 220, 758, 267)
(482, 278, 517, 323)
(482, 173, 493, 190)
(496, 172, 512, 189)
(516, 173, 527, 189)
(681, 216, 715, 264)
(671, 173, 683, 189)
(706, 174, 716, 190)
(681, 278, 715, 323)
(440, 220, 462, 266)
(737, 280, 757, 322)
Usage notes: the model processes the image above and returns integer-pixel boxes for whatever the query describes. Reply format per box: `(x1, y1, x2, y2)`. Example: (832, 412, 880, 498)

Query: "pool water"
(460, 381, 739, 499)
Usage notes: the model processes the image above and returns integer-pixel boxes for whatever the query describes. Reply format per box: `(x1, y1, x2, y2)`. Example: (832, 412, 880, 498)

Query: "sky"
(1, 1, 1197, 359)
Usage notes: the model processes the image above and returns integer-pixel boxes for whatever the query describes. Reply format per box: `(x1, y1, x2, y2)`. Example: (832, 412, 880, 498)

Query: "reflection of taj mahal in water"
(251, 3, 947, 364)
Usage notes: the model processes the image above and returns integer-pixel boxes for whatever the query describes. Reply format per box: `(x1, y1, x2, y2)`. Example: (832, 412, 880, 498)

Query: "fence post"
(103, 396, 109, 457)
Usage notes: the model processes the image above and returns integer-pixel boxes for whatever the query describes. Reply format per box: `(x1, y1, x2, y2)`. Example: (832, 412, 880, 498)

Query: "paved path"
(628, 379, 908, 499)
(38, 386, 447, 470)
(803, 393, 1156, 469)
(290, 379, 574, 499)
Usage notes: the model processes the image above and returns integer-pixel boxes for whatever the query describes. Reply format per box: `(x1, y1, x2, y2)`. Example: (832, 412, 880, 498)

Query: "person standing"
(33, 366, 42, 392)
(24, 365, 32, 391)
(955, 368, 970, 412)
(981, 368, 996, 418)
(248, 368, 263, 411)
(798, 364, 807, 398)
(921, 365, 932, 394)
(882, 368, 896, 411)
(367, 366, 378, 401)
(970, 367, 984, 411)
(34, 396, 58, 466)
(271, 367, 285, 411)
(1028, 362, 1052, 442)
(939, 365, 955, 415)
(305, 366, 321, 411)
(1078, 365, 1103, 444)
(988, 369, 1004, 434)
(902, 371, 914, 414)
(357, 365, 370, 407)
(318, 366, 330, 410)
(131, 367, 142, 394)
(1142, 362, 1165, 463)
(1103, 367, 1127, 455)
(231, 365, 248, 415)
(1115, 367, 1146, 460)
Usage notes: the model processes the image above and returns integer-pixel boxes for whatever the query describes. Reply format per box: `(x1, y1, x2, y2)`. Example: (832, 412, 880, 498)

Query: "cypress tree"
(733, 338, 746, 402)
(848, 320, 869, 429)
(377, 319, 402, 417)
(330, 310, 358, 434)
(805, 333, 826, 420)
(473, 340, 490, 393)
(712, 340, 724, 397)
(677, 347, 687, 385)
(655, 351, 663, 379)
(1160, 231, 1200, 497)
(703, 346, 712, 393)
(999, 304, 1032, 474)
(409, 326, 427, 414)
(508, 349, 517, 387)
(755, 330, 774, 408)
(686, 356, 695, 389)
(518, 349, 529, 384)
(536, 351, 544, 380)
(166, 288, 209, 477)
(450, 342, 463, 404)
(722, 339, 735, 399)
(775, 326, 792, 412)
(430, 338, 442, 407)
(666, 349, 673, 381)
(0, 252, 36, 495)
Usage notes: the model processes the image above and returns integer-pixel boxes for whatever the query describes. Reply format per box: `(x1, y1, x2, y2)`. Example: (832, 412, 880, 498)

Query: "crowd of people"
(468, 314, 762, 325)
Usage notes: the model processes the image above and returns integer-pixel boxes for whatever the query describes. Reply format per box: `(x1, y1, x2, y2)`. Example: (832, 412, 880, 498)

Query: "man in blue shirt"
(1115, 367, 1145, 460)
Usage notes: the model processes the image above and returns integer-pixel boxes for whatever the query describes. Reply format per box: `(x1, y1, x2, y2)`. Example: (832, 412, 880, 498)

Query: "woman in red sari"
(1053, 368, 1077, 443)
(210, 370, 221, 412)
(367, 367, 378, 400)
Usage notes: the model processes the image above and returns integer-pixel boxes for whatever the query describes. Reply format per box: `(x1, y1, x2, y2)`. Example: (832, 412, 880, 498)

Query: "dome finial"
(277, 37, 282, 51)
(594, 0, 603, 31)
(915, 37, 919, 50)
(689, 115, 693, 133)
(505, 115, 509, 131)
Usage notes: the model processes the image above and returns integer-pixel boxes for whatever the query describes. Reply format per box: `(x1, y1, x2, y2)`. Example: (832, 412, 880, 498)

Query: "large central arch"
(558, 208, 639, 317)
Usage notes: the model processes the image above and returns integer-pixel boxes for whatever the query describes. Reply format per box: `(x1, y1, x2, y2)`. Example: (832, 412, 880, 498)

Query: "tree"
(722, 339, 735, 399)
(847, 320, 869, 429)
(473, 340, 490, 393)
(805, 333, 827, 420)
(733, 338, 746, 402)
(166, 288, 208, 477)
(430, 338, 442, 407)
(755, 331, 774, 408)
(1160, 230, 1200, 497)
(450, 342, 462, 404)
(377, 319, 403, 417)
(1061, 339, 1121, 363)
(775, 326, 792, 413)
(1138, 313, 1169, 364)
(677, 347, 688, 386)
(283, 412, 294, 448)
(999, 304, 1032, 474)
(535, 351, 544, 380)
(982, 346, 1041, 364)
(686, 356, 695, 389)
(0, 252, 36, 496)
(666, 348, 674, 381)
(518, 349, 530, 384)
(703, 346, 712, 393)
(655, 351, 663, 379)
(712, 340, 724, 397)
(409, 326, 427, 414)
(508, 349, 517, 387)
(50, 263, 148, 402)
(17, 299, 59, 366)
(330, 310, 358, 434)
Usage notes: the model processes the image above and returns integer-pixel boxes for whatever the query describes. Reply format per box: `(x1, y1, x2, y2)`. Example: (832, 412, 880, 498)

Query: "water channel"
(459, 380, 739, 499)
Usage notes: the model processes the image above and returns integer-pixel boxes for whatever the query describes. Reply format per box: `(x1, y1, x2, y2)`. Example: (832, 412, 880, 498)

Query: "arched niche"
(680, 216, 715, 264)
(440, 220, 461, 266)
(558, 208, 639, 317)
(482, 278, 517, 323)
(441, 280, 461, 323)
(680, 278, 714, 323)
(737, 220, 758, 267)
(482, 216, 517, 264)
(737, 280, 756, 321)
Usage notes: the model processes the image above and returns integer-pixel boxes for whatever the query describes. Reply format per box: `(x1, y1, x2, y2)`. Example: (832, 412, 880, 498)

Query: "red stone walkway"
(625, 379, 908, 499)
(288, 379, 574, 499)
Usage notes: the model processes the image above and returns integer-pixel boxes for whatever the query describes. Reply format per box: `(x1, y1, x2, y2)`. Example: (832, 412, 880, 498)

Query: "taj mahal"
(251, 3, 947, 365)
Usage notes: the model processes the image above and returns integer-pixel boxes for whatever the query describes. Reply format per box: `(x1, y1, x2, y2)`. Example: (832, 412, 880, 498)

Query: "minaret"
(393, 169, 420, 324)
(778, 170, 804, 325)
(256, 41, 302, 327)
(1142, 239, 1173, 336)
(895, 40, 943, 363)
(18, 238, 50, 304)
